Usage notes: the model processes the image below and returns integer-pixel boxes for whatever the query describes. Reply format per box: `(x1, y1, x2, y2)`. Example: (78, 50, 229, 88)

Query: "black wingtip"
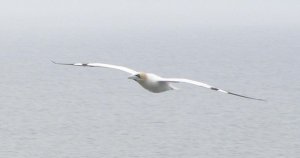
(228, 92, 266, 102)
(51, 60, 74, 66)
(51, 60, 63, 65)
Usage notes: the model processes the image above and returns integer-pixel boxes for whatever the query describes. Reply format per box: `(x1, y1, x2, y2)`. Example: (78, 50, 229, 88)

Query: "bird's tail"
(170, 84, 179, 90)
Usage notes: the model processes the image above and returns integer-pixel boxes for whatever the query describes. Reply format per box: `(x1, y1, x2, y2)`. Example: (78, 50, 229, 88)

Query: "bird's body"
(52, 61, 265, 101)
(133, 73, 176, 93)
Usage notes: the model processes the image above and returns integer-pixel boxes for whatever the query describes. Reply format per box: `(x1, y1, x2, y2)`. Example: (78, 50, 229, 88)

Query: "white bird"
(52, 61, 265, 101)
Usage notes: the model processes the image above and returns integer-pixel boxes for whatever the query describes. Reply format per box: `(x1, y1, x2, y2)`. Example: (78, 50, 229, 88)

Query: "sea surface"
(0, 27, 299, 158)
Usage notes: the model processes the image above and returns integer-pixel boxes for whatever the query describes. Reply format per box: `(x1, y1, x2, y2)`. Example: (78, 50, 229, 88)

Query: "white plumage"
(52, 61, 265, 101)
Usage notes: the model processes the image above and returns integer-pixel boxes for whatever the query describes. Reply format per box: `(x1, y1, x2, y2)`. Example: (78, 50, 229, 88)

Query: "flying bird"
(52, 61, 265, 101)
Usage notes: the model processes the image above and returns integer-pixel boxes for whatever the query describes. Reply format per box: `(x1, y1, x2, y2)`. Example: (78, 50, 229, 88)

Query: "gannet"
(52, 61, 265, 101)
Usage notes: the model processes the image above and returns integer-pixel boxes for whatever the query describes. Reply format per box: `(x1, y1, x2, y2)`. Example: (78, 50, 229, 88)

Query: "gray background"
(0, 0, 299, 157)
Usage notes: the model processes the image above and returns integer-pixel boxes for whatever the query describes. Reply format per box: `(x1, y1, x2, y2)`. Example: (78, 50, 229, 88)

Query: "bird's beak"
(128, 75, 137, 80)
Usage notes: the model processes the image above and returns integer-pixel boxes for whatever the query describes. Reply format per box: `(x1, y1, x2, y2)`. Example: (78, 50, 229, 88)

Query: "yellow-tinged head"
(128, 72, 147, 81)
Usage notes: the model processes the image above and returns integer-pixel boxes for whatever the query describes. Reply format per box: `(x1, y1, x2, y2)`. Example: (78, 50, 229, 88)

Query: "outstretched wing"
(52, 61, 138, 75)
(159, 78, 265, 101)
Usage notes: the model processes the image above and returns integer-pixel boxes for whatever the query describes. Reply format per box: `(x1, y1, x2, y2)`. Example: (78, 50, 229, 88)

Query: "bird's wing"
(159, 78, 265, 101)
(52, 61, 138, 75)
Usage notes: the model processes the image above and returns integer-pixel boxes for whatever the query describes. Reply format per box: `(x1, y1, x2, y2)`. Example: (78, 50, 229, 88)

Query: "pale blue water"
(0, 27, 299, 158)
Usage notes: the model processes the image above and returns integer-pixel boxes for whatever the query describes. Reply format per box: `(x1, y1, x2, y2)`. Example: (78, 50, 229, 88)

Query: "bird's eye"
(136, 74, 141, 78)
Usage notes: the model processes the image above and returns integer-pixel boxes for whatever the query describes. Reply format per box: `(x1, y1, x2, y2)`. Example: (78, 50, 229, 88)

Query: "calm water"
(0, 27, 299, 158)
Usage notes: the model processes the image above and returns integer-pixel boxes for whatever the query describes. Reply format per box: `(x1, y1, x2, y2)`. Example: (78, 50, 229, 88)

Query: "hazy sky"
(1, 0, 299, 31)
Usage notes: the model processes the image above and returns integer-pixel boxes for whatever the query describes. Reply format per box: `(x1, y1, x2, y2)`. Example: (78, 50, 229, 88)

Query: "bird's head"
(128, 72, 147, 81)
